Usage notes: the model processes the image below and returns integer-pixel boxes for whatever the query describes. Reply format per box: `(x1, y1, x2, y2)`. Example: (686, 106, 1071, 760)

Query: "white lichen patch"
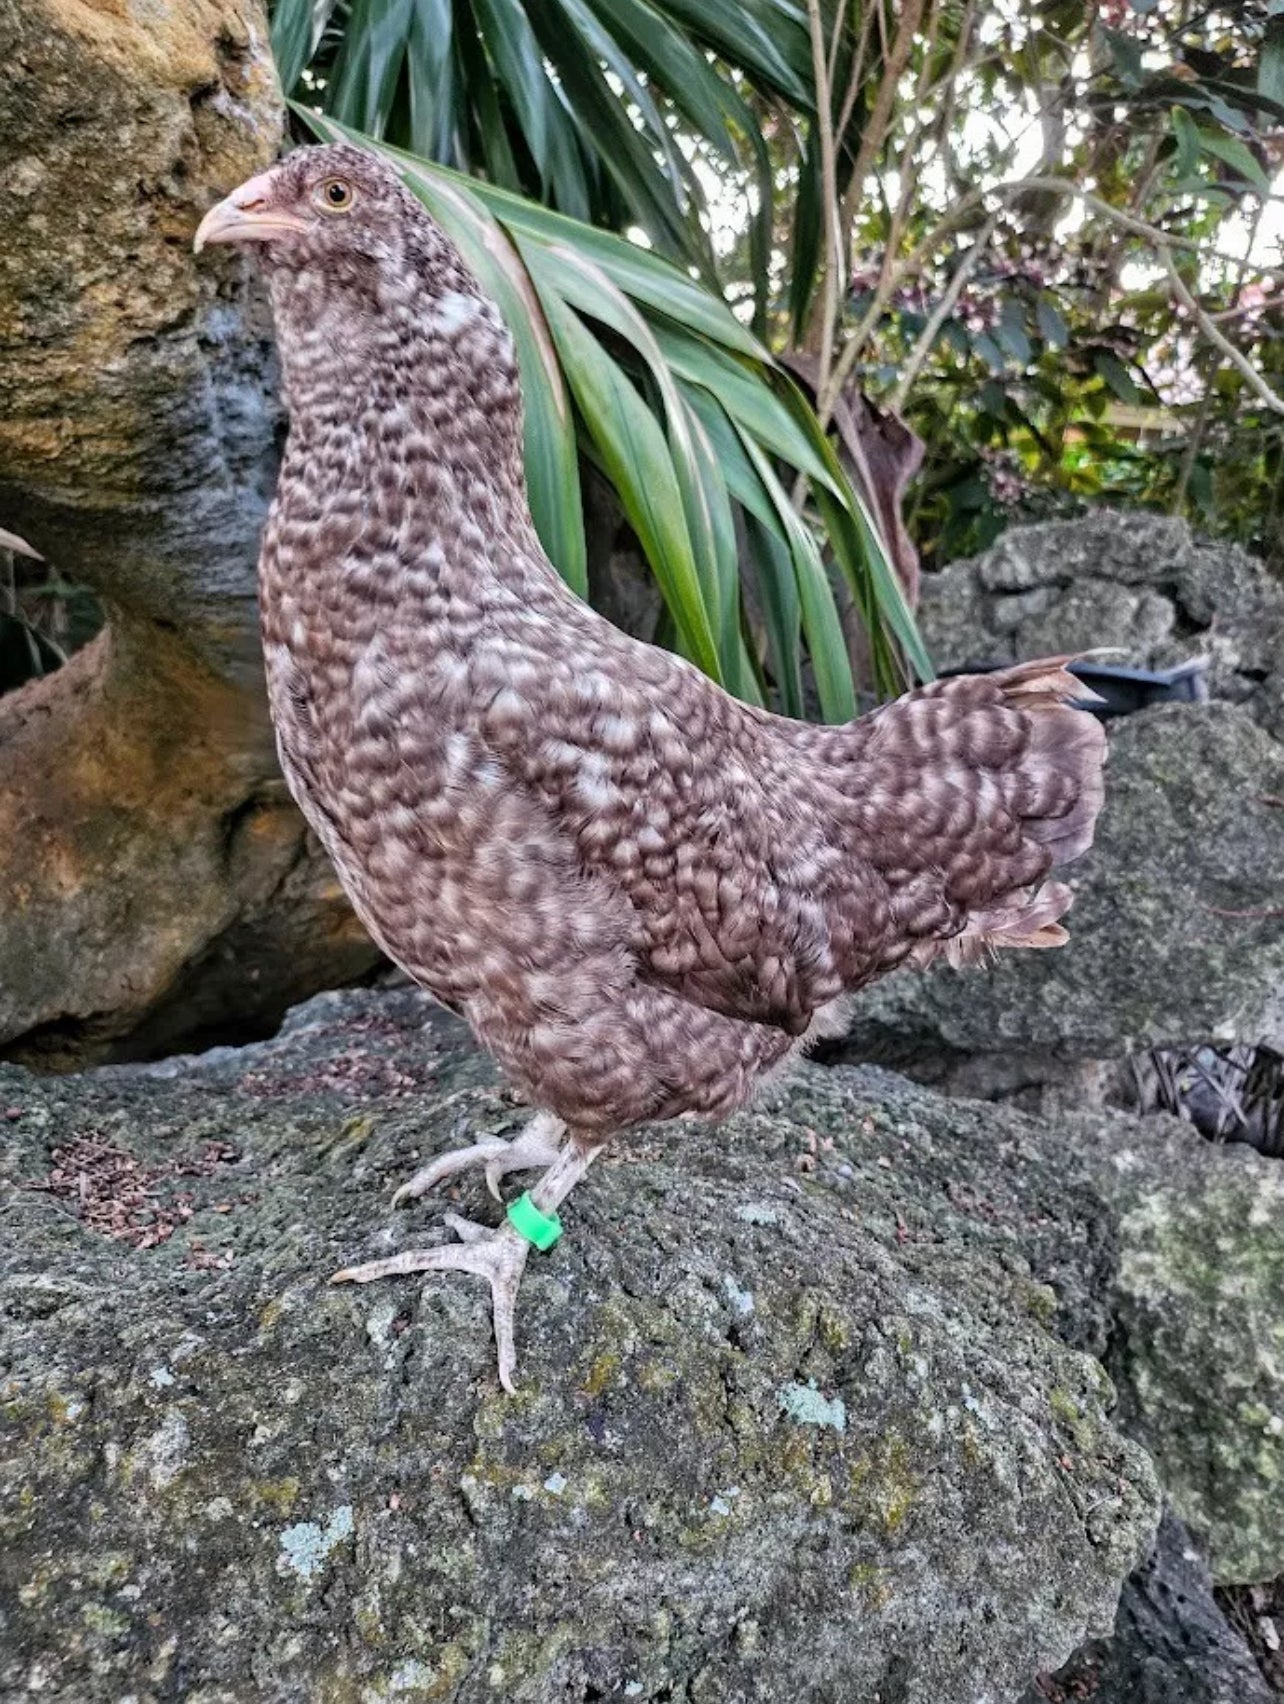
(135, 1409, 191, 1489)
(777, 1380, 847, 1432)
(735, 1201, 780, 1227)
(709, 1485, 741, 1517)
(364, 1297, 399, 1349)
(388, 1658, 436, 1692)
(277, 1505, 354, 1580)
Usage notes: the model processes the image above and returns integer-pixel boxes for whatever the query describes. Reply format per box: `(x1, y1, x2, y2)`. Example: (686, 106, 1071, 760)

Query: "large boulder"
(0, 991, 1159, 1702)
(842, 516, 1284, 1100)
(1021, 1510, 1274, 1704)
(0, 0, 280, 666)
(1067, 1103, 1284, 1585)
(0, 0, 382, 1070)
(839, 1064, 1284, 1590)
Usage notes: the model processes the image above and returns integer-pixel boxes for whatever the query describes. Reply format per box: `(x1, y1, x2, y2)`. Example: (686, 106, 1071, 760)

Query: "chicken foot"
(331, 1136, 602, 1392)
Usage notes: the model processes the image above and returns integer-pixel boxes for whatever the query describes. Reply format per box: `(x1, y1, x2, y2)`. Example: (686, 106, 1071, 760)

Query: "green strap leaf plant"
(297, 108, 930, 710)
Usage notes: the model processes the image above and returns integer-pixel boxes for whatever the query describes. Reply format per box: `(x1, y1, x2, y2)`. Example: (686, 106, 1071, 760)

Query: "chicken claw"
(390, 1111, 566, 1209)
(333, 1216, 531, 1392)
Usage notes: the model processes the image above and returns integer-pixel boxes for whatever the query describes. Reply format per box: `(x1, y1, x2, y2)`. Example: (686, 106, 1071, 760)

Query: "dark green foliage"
(0, 546, 103, 696)
(273, 1, 930, 708)
(836, 3, 1282, 568)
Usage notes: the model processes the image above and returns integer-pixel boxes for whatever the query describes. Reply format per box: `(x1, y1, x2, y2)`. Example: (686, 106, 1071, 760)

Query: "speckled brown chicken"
(195, 143, 1106, 1389)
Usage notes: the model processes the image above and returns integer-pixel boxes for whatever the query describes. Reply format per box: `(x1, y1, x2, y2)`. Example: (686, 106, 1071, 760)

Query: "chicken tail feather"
(860, 655, 1107, 974)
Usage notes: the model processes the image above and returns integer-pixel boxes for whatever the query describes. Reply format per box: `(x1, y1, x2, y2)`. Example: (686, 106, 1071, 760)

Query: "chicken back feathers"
(245, 144, 1106, 1138)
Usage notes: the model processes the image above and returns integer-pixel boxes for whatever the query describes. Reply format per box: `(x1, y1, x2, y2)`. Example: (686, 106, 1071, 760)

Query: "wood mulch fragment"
(1217, 1575, 1284, 1692)
(27, 1135, 240, 1251)
(238, 1053, 434, 1101)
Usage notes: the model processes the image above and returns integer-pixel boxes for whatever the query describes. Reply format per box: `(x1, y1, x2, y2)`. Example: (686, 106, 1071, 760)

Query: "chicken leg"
(331, 1136, 602, 1392)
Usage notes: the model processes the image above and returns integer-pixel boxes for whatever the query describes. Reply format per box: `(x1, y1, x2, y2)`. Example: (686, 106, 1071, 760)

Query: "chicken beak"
(194, 171, 308, 253)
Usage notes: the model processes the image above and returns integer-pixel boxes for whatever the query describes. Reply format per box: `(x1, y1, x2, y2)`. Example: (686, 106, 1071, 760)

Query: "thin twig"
(816, 187, 987, 426)
(1173, 201, 1264, 507)
(808, 0, 983, 431)
(1209, 301, 1278, 323)
(925, 0, 979, 193)
(840, 0, 927, 240)
(1171, 384, 1216, 512)
(912, 0, 967, 186)
(992, 175, 1284, 275)
(990, 170, 1283, 410)
(874, 0, 892, 63)
(805, 0, 844, 384)
(885, 211, 1001, 414)
(1162, 250, 1284, 416)
(863, 3, 946, 312)
(832, 0, 879, 173)
(882, 0, 944, 252)
(826, 0, 851, 91)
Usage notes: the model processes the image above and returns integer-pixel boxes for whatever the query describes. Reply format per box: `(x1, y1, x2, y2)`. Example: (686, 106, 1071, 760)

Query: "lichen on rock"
(1065, 1105, 1284, 1585)
(0, 990, 1160, 1702)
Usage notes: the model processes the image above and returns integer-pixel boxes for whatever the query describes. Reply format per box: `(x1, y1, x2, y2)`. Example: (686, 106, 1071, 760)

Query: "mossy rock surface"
(1, 991, 1158, 1702)
(1065, 1104, 1284, 1585)
(1018, 1509, 1273, 1704)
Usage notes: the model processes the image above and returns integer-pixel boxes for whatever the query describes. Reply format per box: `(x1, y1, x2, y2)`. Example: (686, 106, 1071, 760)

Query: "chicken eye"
(317, 177, 354, 214)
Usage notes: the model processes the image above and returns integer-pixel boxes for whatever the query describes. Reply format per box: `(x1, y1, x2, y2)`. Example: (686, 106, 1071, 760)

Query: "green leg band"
(506, 1191, 563, 1251)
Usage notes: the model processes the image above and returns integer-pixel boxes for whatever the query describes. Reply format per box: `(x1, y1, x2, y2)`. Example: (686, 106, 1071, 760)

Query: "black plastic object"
(941, 656, 1210, 720)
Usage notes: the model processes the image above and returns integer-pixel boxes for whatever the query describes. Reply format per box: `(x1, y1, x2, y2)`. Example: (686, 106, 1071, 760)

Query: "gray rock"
(1066, 1104, 1284, 1585)
(0, 0, 385, 1070)
(832, 501, 1284, 1105)
(921, 512, 1284, 740)
(1019, 1510, 1273, 1704)
(841, 1068, 1284, 1590)
(828, 1049, 1284, 1589)
(0, 992, 1158, 1703)
(845, 700, 1284, 1080)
